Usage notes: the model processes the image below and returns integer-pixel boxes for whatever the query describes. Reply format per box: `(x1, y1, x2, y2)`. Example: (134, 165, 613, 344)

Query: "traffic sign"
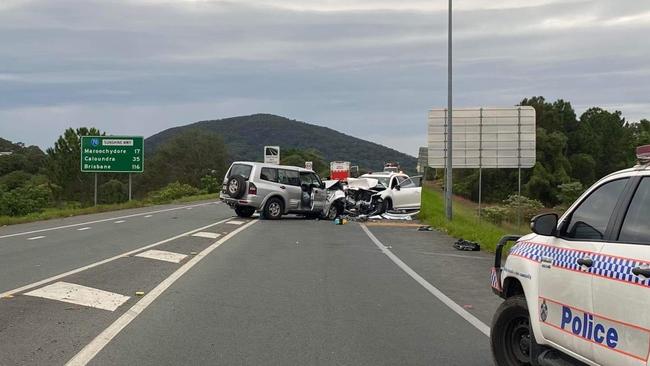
(81, 136, 144, 173)
(264, 146, 280, 165)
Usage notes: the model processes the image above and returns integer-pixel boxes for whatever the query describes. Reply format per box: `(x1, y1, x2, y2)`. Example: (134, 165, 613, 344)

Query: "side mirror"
(531, 213, 558, 236)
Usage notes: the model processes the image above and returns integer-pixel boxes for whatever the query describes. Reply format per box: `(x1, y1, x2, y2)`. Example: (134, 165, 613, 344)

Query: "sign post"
(81, 136, 145, 204)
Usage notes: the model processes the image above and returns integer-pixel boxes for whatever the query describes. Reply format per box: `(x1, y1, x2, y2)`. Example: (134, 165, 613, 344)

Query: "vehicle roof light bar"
(637, 145, 650, 164)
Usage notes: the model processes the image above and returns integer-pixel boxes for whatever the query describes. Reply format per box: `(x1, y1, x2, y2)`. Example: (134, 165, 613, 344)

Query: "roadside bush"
(0, 184, 51, 216)
(99, 179, 128, 204)
(148, 182, 200, 203)
(557, 182, 584, 206)
(200, 175, 220, 194)
(503, 194, 544, 222)
(482, 206, 509, 225)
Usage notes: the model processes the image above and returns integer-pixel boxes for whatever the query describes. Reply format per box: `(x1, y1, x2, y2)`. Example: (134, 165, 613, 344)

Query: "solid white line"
(135, 249, 187, 263)
(65, 220, 257, 366)
(360, 224, 491, 337)
(114, 220, 126, 224)
(25, 281, 130, 312)
(27, 236, 46, 241)
(0, 201, 219, 239)
(77, 227, 91, 231)
(0, 218, 233, 299)
(191, 232, 221, 239)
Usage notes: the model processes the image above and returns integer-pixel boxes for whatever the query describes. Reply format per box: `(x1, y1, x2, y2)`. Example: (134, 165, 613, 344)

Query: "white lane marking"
(0, 218, 233, 299)
(0, 202, 219, 239)
(191, 231, 221, 239)
(25, 282, 130, 312)
(114, 220, 125, 224)
(360, 224, 491, 337)
(135, 250, 187, 263)
(144, 215, 152, 218)
(226, 220, 244, 225)
(27, 236, 46, 241)
(77, 227, 91, 231)
(65, 220, 257, 366)
(186, 207, 193, 210)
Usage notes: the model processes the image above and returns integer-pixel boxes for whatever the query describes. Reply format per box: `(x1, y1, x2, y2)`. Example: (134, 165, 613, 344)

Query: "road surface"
(0, 201, 499, 365)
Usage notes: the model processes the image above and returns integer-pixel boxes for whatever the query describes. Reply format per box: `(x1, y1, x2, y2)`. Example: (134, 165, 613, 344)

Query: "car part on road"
(453, 239, 480, 251)
(226, 175, 246, 199)
(263, 197, 284, 220)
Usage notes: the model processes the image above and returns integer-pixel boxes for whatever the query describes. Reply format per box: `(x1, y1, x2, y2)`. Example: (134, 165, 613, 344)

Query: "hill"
(145, 114, 417, 172)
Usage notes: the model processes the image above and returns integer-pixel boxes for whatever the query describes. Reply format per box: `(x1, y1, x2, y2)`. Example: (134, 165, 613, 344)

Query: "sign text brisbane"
(80, 136, 144, 173)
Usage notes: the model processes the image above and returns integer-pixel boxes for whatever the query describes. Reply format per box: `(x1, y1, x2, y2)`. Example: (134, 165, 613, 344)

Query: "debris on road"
(417, 225, 433, 231)
(453, 239, 481, 252)
(135, 291, 145, 296)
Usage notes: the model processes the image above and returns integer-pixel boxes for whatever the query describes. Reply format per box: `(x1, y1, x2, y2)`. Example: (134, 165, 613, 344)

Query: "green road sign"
(81, 136, 144, 173)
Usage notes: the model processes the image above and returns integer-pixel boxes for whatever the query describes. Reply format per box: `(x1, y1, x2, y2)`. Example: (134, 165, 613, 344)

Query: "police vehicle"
(490, 145, 650, 366)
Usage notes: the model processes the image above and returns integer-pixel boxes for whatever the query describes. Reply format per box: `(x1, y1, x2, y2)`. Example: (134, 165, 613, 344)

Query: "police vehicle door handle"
(632, 267, 650, 278)
(576, 258, 594, 267)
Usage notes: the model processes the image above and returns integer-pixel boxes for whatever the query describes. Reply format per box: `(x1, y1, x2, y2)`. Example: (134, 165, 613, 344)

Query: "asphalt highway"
(0, 202, 500, 366)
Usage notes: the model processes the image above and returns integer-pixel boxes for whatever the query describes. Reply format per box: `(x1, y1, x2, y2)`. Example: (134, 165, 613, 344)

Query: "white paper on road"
(135, 249, 188, 263)
(191, 232, 221, 239)
(25, 282, 130, 312)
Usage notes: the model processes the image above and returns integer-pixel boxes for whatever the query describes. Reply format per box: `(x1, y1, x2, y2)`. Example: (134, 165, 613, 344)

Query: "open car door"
(392, 176, 422, 210)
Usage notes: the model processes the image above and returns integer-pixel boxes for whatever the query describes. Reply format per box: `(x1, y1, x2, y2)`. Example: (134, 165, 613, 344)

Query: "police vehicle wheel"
(226, 175, 246, 199)
(263, 197, 283, 220)
(234, 206, 255, 218)
(491, 295, 532, 366)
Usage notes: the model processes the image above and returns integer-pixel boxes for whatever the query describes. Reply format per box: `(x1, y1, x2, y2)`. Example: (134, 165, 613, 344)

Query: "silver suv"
(220, 161, 331, 220)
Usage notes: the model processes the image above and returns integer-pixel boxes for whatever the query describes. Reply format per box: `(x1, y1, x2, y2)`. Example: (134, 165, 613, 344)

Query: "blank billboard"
(427, 107, 536, 168)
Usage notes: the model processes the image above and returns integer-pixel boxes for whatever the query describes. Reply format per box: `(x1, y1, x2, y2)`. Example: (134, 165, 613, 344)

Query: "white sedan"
(359, 172, 421, 212)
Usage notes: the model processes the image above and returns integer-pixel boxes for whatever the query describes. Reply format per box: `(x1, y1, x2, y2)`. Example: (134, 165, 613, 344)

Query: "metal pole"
(478, 108, 483, 222)
(517, 107, 522, 228)
(129, 174, 132, 201)
(445, 0, 453, 221)
(94, 173, 98, 206)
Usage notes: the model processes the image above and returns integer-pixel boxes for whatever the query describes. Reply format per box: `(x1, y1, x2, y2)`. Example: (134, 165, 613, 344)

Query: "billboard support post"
(478, 108, 483, 222)
(129, 174, 132, 201)
(445, 0, 453, 221)
(517, 107, 522, 228)
(94, 173, 98, 206)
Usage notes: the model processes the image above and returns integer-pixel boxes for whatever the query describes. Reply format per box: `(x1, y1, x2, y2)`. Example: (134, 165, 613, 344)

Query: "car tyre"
(226, 175, 246, 199)
(491, 295, 532, 366)
(263, 197, 284, 220)
(379, 198, 392, 214)
(326, 204, 340, 220)
(235, 206, 255, 218)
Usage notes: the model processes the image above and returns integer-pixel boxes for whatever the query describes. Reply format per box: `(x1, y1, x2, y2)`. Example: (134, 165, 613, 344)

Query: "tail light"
(248, 182, 257, 195)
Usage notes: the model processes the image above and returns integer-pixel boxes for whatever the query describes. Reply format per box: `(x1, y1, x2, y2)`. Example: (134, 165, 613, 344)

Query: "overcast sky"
(1, 0, 649, 156)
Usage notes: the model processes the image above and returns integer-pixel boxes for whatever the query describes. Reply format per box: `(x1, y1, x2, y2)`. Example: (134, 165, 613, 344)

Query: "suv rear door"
(278, 168, 302, 210)
(592, 176, 650, 366)
(533, 177, 630, 363)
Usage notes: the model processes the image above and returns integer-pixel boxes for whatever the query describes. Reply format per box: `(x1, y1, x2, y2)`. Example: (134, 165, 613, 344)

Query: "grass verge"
(419, 186, 526, 252)
(0, 193, 219, 227)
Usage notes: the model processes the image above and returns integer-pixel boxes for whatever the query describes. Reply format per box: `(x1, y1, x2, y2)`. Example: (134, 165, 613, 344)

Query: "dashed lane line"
(226, 220, 245, 225)
(0, 218, 233, 299)
(135, 249, 187, 264)
(77, 227, 91, 231)
(25, 281, 130, 312)
(114, 220, 126, 224)
(144, 215, 152, 218)
(191, 232, 221, 239)
(65, 219, 258, 366)
(0, 201, 219, 239)
(360, 224, 491, 337)
(27, 236, 46, 241)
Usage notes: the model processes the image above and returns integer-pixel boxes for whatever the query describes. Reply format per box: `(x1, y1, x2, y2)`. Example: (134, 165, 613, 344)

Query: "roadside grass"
(0, 193, 218, 227)
(419, 186, 526, 252)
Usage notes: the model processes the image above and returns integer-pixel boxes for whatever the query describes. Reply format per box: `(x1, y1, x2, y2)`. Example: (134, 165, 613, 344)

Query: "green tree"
(280, 148, 329, 178)
(46, 127, 103, 203)
(140, 129, 227, 192)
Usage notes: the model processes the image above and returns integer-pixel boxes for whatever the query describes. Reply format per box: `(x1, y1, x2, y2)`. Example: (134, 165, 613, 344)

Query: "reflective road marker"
(135, 250, 188, 264)
(25, 282, 130, 312)
(191, 232, 221, 239)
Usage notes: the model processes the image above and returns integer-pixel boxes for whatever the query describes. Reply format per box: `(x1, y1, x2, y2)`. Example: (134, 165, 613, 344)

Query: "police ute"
(490, 145, 650, 366)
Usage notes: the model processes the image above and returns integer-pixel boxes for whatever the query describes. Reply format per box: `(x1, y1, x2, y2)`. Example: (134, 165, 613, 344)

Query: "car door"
(389, 175, 409, 208)
(278, 169, 302, 210)
(592, 176, 650, 366)
(299, 172, 326, 211)
(395, 176, 422, 209)
(533, 177, 630, 363)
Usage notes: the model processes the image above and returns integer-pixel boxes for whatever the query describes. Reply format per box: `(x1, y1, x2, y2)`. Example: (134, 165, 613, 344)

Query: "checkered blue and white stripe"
(510, 241, 650, 287)
(490, 267, 501, 291)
